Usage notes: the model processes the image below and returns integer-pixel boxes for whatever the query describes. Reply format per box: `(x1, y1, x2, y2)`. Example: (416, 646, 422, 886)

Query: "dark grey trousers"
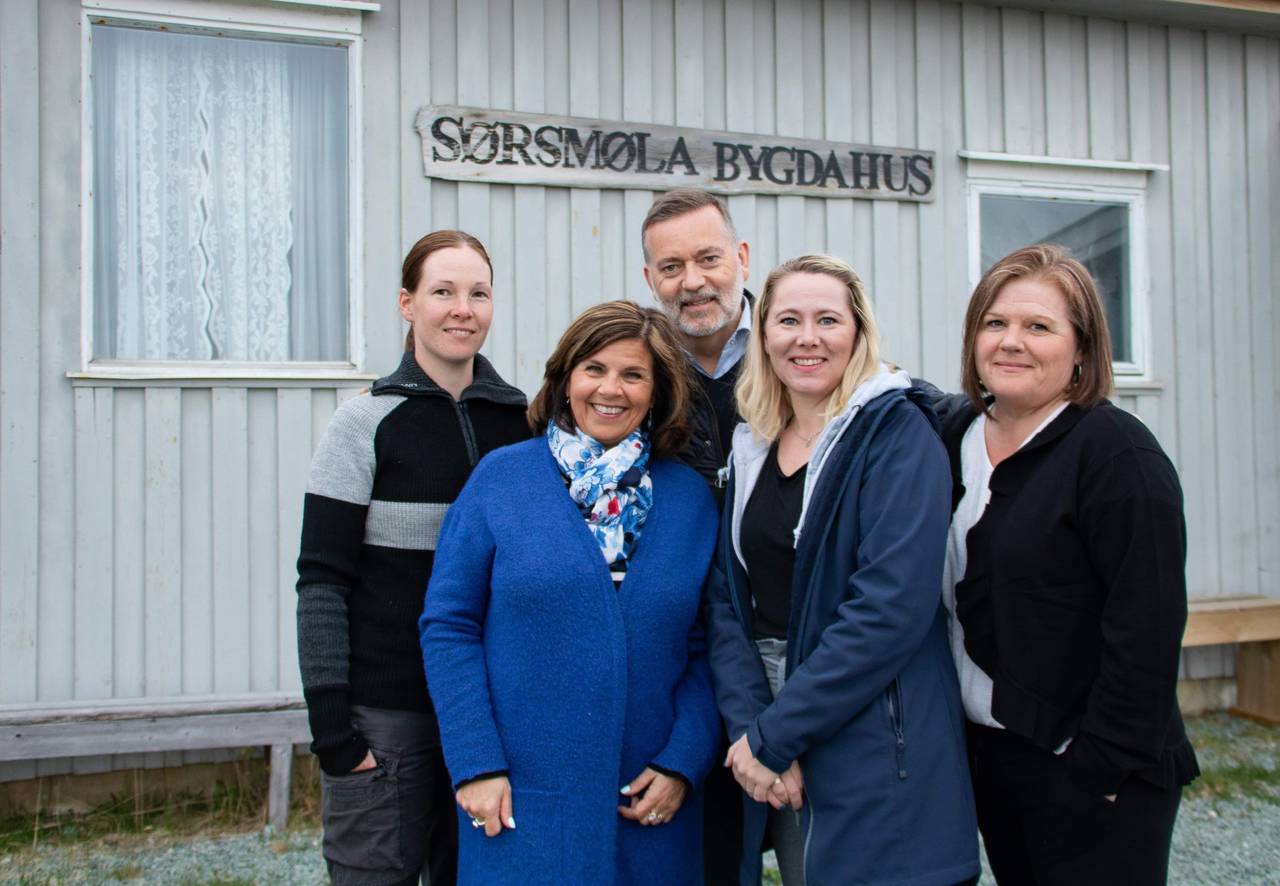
(321, 705, 458, 886)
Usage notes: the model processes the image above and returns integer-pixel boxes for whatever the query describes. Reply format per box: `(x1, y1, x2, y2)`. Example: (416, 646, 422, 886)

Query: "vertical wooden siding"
(1, 0, 1277, 779)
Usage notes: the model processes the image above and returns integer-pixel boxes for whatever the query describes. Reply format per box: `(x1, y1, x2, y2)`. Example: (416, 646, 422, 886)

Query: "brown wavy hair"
(961, 243, 1114, 414)
(528, 301, 693, 459)
(400, 230, 493, 350)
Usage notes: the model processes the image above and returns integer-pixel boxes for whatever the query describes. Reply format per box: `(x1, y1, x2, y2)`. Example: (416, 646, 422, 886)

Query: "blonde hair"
(736, 254, 882, 442)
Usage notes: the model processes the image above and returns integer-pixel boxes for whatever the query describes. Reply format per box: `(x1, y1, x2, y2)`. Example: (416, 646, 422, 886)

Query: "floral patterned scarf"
(546, 421, 653, 567)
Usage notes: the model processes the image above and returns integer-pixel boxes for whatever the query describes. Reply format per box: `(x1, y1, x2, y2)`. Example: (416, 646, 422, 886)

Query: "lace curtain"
(92, 25, 348, 361)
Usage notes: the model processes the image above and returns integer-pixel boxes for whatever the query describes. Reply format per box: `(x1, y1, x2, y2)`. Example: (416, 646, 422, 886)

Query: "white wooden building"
(1, 0, 1277, 781)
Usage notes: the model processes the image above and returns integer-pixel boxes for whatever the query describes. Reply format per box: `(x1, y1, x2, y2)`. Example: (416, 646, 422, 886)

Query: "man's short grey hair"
(640, 188, 738, 261)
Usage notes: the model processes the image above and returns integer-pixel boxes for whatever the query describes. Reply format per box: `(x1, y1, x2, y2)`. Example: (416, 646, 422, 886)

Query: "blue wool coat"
(706, 386, 980, 886)
(420, 438, 720, 886)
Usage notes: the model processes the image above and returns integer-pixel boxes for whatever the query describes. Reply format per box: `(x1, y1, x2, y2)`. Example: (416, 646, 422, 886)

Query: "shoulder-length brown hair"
(961, 244, 1114, 414)
(528, 301, 693, 459)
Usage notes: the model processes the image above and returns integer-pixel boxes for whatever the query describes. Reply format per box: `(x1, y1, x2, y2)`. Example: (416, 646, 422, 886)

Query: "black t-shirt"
(741, 442, 807, 640)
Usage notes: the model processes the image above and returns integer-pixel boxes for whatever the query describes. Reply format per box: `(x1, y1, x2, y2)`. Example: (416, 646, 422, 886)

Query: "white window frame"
(75, 0, 378, 382)
(961, 151, 1167, 382)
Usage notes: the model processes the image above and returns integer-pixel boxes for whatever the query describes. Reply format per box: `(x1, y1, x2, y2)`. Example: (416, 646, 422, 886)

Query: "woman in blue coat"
(420, 301, 721, 885)
(704, 255, 979, 886)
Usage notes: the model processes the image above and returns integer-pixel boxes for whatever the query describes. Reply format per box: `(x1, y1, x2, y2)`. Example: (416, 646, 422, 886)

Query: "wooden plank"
(36, 0, 80, 708)
(1166, 29, 1220, 597)
(652, 0, 676, 124)
(802, 0, 823, 140)
(73, 388, 114, 701)
(725, 0, 755, 133)
(357, 0, 401, 371)
(675, 0, 704, 128)
(0, 711, 312, 762)
(914, 0, 950, 387)
(268, 743, 295, 830)
(1184, 597, 1280, 646)
(570, 191, 604, 313)
(0, 692, 305, 724)
(597, 0, 622, 120)
(777, 196, 806, 265)
(753, 0, 775, 136)
(600, 191, 627, 308)
(1000, 7, 1036, 156)
(487, 184, 518, 382)
(1244, 36, 1279, 593)
(181, 389, 214, 696)
(961, 4, 989, 150)
(545, 189, 573, 342)
(1235, 641, 1280, 724)
(114, 390, 146, 699)
(0, 0, 41, 706)
(569, 0, 601, 119)
(247, 390, 279, 692)
(211, 389, 251, 694)
(1086, 17, 1128, 160)
(548, 0, 571, 115)
(869, 0, 899, 365)
(512, 0, 548, 393)
(1134, 25, 1177, 455)
(1206, 33, 1256, 599)
(624, 190, 654, 303)
(144, 389, 183, 697)
(700, 0, 725, 130)
(275, 389, 312, 693)
(623, 0, 654, 124)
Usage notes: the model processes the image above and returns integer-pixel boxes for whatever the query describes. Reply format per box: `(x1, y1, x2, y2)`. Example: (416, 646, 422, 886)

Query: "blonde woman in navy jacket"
(940, 245, 1197, 884)
(704, 255, 979, 886)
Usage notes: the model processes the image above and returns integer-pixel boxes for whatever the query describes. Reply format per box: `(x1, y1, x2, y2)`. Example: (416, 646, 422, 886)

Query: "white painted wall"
(1, 0, 1276, 779)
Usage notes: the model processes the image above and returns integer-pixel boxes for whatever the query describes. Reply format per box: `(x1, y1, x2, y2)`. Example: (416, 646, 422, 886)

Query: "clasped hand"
(725, 734, 804, 810)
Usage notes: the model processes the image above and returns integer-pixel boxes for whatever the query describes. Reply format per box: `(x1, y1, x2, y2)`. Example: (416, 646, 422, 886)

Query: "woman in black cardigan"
(939, 245, 1198, 885)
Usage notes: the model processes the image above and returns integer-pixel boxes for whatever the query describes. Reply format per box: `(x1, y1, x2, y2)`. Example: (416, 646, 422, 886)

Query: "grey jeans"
(754, 638, 807, 886)
(321, 705, 457, 886)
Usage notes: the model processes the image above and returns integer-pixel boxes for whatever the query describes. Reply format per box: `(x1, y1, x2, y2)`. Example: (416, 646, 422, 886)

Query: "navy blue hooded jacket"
(705, 376, 979, 886)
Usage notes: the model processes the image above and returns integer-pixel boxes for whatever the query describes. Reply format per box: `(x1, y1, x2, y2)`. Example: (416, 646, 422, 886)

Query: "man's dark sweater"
(295, 352, 528, 775)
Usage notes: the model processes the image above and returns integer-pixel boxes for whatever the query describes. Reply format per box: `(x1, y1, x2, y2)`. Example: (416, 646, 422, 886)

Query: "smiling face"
(976, 276, 1081, 418)
(398, 245, 494, 369)
(566, 338, 656, 447)
(763, 272, 859, 406)
(642, 205, 749, 338)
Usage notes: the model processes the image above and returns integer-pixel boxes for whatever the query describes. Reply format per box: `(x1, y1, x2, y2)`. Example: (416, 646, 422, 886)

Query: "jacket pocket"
(321, 756, 402, 871)
(885, 679, 907, 780)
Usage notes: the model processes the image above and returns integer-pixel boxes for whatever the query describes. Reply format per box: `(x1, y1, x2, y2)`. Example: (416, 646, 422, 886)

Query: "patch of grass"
(0, 752, 322, 858)
(110, 862, 144, 880)
(1184, 712, 1280, 804)
(177, 878, 256, 886)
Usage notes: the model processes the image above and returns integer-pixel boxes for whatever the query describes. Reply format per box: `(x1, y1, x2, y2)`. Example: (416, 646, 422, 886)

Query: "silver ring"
(471, 817, 486, 828)
(646, 811, 658, 822)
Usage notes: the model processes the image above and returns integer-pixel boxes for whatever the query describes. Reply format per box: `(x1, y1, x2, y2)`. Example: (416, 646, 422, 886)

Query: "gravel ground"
(2, 714, 1276, 885)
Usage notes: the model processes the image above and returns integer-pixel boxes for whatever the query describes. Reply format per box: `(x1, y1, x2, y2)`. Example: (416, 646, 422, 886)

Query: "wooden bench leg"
(1233, 640, 1280, 724)
(268, 743, 294, 831)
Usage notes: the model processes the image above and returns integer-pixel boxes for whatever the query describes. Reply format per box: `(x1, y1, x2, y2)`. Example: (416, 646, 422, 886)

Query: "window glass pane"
(980, 194, 1130, 363)
(92, 24, 348, 361)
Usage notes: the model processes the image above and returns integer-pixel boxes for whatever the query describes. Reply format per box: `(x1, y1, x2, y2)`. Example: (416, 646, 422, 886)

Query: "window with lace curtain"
(90, 22, 349, 363)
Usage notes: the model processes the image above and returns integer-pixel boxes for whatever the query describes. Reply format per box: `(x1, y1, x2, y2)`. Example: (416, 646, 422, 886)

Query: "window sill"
(69, 362, 377, 388)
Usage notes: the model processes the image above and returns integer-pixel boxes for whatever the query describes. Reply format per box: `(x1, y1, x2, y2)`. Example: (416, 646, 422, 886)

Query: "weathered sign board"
(416, 105, 935, 201)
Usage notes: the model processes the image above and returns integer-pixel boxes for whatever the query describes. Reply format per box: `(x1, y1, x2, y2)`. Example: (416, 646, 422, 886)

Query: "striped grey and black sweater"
(296, 351, 529, 775)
